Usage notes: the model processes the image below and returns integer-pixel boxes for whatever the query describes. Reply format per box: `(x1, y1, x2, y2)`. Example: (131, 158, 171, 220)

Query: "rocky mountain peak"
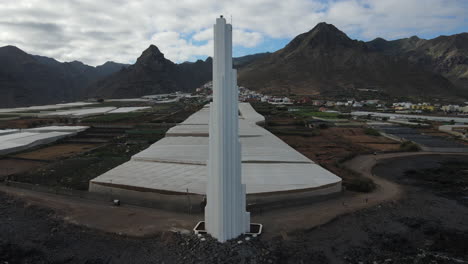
(0, 45, 23, 53)
(307, 22, 351, 41)
(282, 22, 354, 54)
(312, 22, 342, 33)
(137, 45, 165, 63)
(0, 45, 37, 64)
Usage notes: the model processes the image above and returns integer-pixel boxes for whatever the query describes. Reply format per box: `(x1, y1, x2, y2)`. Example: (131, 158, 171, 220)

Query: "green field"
(125, 128, 169, 143)
(125, 129, 167, 135)
(364, 127, 381, 136)
(295, 111, 341, 119)
(82, 112, 146, 123)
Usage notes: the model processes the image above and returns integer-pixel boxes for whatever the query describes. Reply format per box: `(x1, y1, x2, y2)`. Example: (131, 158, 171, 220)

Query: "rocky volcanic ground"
(1, 154, 468, 264)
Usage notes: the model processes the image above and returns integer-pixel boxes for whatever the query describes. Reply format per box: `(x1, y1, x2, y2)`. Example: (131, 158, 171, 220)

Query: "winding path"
(256, 152, 468, 237)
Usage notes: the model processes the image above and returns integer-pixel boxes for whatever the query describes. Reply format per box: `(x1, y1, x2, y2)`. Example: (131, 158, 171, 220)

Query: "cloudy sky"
(1, 0, 467, 66)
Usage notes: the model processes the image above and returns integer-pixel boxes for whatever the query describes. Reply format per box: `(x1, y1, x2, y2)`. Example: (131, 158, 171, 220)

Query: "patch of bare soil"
(12, 143, 99, 161)
(0, 118, 58, 129)
(274, 127, 401, 164)
(0, 159, 47, 178)
(273, 127, 365, 163)
(418, 128, 468, 146)
(359, 143, 400, 151)
(272, 127, 376, 192)
(340, 131, 400, 152)
(8, 143, 149, 190)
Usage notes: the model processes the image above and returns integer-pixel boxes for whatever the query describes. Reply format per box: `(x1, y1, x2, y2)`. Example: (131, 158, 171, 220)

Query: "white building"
(442, 105, 460, 112)
(205, 16, 250, 242)
(393, 102, 413, 109)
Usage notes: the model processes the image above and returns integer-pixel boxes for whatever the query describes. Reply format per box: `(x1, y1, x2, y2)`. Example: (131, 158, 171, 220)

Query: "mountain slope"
(0, 44, 265, 105)
(0, 46, 127, 107)
(95, 61, 129, 76)
(88, 47, 273, 99)
(367, 33, 468, 89)
(233, 52, 270, 68)
(238, 23, 464, 100)
(88, 45, 213, 99)
(2, 25, 467, 107)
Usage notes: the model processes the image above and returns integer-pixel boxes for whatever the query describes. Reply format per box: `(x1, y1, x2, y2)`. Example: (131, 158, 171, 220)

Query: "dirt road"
(0, 186, 199, 237)
(254, 152, 414, 237)
(1, 151, 455, 239)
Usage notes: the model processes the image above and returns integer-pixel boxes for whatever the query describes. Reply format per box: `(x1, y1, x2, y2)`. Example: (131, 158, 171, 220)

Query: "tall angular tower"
(205, 16, 250, 242)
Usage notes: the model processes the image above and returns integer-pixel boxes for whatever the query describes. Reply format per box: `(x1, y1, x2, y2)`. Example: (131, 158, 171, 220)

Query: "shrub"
(82, 112, 144, 123)
(364, 127, 380, 136)
(318, 123, 330, 129)
(400, 141, 420, 152)
(344, 177, 376, 193)
(338, 152, 358, 163)
(268, 128, 320, 137)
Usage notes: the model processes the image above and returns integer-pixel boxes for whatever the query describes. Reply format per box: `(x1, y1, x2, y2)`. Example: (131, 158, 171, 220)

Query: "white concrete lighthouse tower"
(204, 16, 250, 242)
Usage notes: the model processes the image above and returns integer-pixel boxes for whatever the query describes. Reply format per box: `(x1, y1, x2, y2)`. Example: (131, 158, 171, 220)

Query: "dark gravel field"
(1, 154, 467, 263)
(377, 125, 468, 149)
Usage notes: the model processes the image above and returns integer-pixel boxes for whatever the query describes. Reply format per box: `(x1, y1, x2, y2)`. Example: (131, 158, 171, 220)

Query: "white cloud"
(193, 28, 212, 42)
(324, 0, 467, 39)
(150, 31, 212, 62)
(194, 28, 263, 48)
(233, 30, 263, 47)
(0, 0, 466, 65)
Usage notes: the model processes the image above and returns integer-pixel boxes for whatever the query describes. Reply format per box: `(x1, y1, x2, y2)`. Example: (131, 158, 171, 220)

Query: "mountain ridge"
(367, 32, 468, 89)
(86, 47, 269, 99)
(0, 45, 129, 107)
(87, 44, 215, 99)
(1, 23, 467, 107)
(237, 22, 467, 100)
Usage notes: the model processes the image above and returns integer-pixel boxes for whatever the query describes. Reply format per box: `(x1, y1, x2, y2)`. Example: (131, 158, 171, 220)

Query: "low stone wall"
(89, 180, 342, 214)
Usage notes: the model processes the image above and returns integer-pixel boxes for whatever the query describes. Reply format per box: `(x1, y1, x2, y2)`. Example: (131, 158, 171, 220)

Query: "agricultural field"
(9, 143, 149, 190)
(1, 101, 468, 264)
(295, 110, 342, 119)
(12, 143, 98, 161)
(252, 103, 402, 192)
(0, 100, 204, 191)
(81, 112, 148, 123)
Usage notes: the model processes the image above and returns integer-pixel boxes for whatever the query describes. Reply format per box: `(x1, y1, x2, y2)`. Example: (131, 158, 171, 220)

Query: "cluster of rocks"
(161, 232, 283, 264)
